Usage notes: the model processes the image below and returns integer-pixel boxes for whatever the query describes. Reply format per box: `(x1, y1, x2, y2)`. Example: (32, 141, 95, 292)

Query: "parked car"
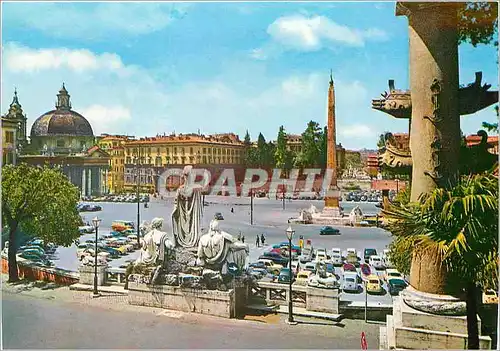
(364, 248, 378, 263)
(299, 247, 314, 263)
(79, 225, 95, 234)
(259, 252, 289, 266)
(331, 253, 343, 266)
(384, 269, 403, 282)
(369, 255, 385, 270)
(304, 261, 317, 273)
(277, 268, 294, 283)
(366, 274, 384, 294)
(388, 278, 408, 296)
(346, 248, 357, 256)
(295, 271, 313, 286)
(483, 289, 499, 304)
(102, 247, 121, 258)
(319, 226, 340, 235)
(249, 262, 268, 271)
(342, 263, 357, 274)
(257, 259, 283, 275)
(111, 220, 135, 231)
(346, 252, 360, 267)
(331, 248, 342, 257)
(116, 246, 129, 255)
(382, 249, 394, 268)
(315, 250, 328, 262)
(342, 272, 359, 292)
(214, 212, 224, 220)
(360, 263, 372, 281)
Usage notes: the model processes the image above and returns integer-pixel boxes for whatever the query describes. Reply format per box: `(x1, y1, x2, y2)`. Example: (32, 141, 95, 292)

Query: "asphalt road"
(2, 292, 381, 349)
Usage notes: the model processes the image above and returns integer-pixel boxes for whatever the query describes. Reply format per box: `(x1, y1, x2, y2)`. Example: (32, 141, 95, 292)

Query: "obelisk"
(324, 72, 341, 215)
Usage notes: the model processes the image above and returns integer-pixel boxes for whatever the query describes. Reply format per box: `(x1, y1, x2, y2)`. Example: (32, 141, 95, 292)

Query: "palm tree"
(383, 166, 498, 349)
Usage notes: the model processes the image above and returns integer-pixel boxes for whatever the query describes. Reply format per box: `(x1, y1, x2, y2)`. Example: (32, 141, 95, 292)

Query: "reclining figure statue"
(197, 219, 249, 274)
(128, 217, 175, 285)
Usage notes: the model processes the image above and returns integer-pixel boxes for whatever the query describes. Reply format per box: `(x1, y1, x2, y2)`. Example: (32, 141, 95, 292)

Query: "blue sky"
(2, 2, 498, 149)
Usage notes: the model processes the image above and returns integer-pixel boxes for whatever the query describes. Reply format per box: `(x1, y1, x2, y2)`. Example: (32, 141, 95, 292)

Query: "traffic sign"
(361, 332, 368, 350)
(227, 263, 240, 276)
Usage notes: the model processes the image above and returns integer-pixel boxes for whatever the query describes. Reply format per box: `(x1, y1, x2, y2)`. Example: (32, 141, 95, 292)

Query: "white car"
(331, 248, 342, 257)
(346, 248, 357, 256)
(315, 252, 328, 262)
(315, 248, 327, 256)
(299, 247, 314, 263)
(331, 253, 343, 266)
(369, 255, 385, 270)
(382, 249, 394, 268)
(342, 272, 359, 292)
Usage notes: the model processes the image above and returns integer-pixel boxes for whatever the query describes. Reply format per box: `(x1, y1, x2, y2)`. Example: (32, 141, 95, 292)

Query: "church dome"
(30, 84, 94, 137)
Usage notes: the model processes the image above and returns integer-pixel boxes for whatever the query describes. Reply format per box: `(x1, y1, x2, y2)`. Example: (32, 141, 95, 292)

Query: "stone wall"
(1, 256, 78, 285)
(78, 265, 108, 286)
(127, 281, 240, 319)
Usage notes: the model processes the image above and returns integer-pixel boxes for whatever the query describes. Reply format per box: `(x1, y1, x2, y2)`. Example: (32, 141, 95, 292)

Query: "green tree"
(377, 132, 390, 149)
(274, 126, 290, 175)
(300, 121, 322, 168)
(318, 126, 328, 169)
(458, 2, 498, 48)
(2, 164, 82, 282)
(384, 167, 498, 349)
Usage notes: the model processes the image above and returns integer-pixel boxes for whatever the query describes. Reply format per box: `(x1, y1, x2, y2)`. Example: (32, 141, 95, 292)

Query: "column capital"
(396, 2, 461, 17)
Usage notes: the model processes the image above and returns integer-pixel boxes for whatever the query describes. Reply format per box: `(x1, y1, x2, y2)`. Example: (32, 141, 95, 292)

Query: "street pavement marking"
(156, 310, 183, 318)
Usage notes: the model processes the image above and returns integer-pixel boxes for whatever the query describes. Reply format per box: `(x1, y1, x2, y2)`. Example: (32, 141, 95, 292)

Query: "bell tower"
(56, 83, 72, 110)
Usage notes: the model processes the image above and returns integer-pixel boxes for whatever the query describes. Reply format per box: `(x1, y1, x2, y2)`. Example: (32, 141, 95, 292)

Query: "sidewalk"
(69, 283, 127, 295)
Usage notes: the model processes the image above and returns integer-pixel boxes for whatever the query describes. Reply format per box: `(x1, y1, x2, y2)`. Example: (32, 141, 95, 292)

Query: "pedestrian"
(242, 235, 245, 243)
(260, 233, 265, 246)
(231, 207, 234, 213)
(256, 235, 260, 247)
(237, 233, 242, 241)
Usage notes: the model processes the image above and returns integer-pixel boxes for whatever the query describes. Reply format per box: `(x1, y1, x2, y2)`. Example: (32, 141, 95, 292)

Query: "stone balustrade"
(250, 281, 339, 314)
(106, 267, 127, 285)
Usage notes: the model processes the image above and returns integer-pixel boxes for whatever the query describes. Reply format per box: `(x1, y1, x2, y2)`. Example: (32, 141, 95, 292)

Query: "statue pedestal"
(78, 264, 108, 286)
(128, 281, 245, 319)
(380, 295, 491, 349)
(311, 206, 350, 225)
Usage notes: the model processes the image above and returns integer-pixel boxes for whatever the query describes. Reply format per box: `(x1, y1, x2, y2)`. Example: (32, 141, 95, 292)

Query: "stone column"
(87, 168, 92, 197)
(396, 0, 462, 303)
(399, 2, 461, 203)
(81, 167, 86, 197)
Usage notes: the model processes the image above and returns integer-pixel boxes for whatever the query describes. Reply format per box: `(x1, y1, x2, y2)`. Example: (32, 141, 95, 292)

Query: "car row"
(81, 194, 150, 203)
(77, 203, 102, 212)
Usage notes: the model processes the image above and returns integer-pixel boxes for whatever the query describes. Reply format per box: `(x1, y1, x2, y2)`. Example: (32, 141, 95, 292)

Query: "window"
(174, 147, 177, 154)
(56, 139, 65, 147)
(5, 131, 14, 143)
(203, 148, 206, 154)
(166, 148, 170, 155)
(157, 148, 160, 154)
(203, 156, 207, 163)
(190, 147, 193, 154)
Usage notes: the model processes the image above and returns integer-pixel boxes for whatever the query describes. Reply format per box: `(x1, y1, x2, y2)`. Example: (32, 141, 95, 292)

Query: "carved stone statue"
(349, 206, 363, 226)
(135, 217, 175, 269)
(171, 165, 203, 248)
(197, 219, 249, 274)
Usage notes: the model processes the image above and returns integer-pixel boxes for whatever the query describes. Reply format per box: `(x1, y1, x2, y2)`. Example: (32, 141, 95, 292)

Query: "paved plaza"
(58, 196, 394, 305)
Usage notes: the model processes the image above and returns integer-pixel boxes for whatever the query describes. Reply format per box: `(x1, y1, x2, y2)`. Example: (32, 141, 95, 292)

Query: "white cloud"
(79, 105, 132, 135)
(2, 43, 383, 149)
(3, 2, 190, 39)
(3, 43, 124, 73)
(340, 124, 376, 138)
(253, 14, 389, 58)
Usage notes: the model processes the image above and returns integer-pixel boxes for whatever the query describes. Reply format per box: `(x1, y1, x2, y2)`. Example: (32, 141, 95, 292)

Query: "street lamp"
(286, 225, 297, 325)
(91, 216, 102, 298)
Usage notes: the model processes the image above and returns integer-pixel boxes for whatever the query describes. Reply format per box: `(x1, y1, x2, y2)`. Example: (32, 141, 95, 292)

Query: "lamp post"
(250, 188, 254, 225)
(286, 226, 297, 325)
(282, 180, 286, 210)
(135, 151, 141, 248)
(92, 216, 102, 298)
